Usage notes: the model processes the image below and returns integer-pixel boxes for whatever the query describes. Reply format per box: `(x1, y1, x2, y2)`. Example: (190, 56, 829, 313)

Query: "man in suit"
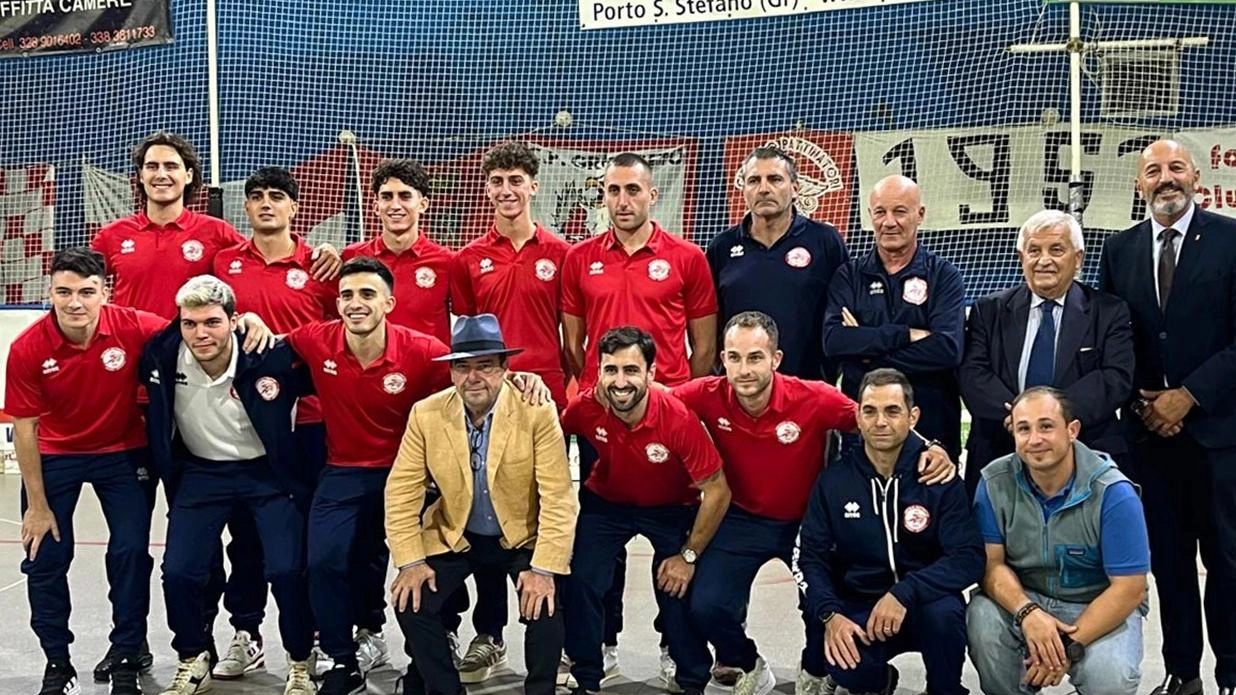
(960, 209, 1134, 499)
(1099, 139, 1236, 695)
(385, 313, 578, 695)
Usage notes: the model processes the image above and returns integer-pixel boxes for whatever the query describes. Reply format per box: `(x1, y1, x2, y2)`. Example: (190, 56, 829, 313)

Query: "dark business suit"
(1099, 206, 1236, 687)
(959, 281, 1134, 499)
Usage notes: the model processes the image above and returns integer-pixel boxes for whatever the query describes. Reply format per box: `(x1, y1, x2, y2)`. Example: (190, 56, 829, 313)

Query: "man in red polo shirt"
(6, 247, 167, 695)
(448, 141, 571, 681)
(561, 326, 732, 695)
(674, 311, 958, 695)
(209, 166, 337, 681)
(343, 159, 454, 345)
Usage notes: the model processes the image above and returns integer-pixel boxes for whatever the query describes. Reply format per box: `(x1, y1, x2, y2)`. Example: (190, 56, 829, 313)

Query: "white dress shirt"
(174, 339, 267, 461)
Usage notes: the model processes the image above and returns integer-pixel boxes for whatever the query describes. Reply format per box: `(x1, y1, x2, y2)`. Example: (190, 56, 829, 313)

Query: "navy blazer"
(959, 282, 1135, 498)
(139, 323, 315, 503)
(1099, 207, 1236, 449)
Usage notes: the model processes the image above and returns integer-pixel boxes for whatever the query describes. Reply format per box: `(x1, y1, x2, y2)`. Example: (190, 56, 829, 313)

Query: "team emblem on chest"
(647, 259, 671, 282)
(101, 347, 127, 371)
(415, 267, 437, 289)
(785, 247, 812, 268)
(255, 376, 281, 401)
(535, 258, 557, 282)
(902, 277, 928, 306)
(645, 442, 670, 463)
(903, 504, 931, 533)
(285, 268, 308, 290)
(775, 420, 801, 444)
(181, 240, 205, 262)
(383, 372, 407, 394)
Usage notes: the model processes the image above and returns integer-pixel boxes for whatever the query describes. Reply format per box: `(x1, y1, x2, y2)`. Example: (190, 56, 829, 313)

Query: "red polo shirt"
(214, 235, 337, 424)
(673, 374, 857, 521)
(342, 234, 453, 345)
(4, 305, 168, 455)
(92, 209, 245, 318)
(561, 224, 717, 389)
(285, 320, 450, 468)
(451, 224, 571, 407)
(561, 387, 722, 507)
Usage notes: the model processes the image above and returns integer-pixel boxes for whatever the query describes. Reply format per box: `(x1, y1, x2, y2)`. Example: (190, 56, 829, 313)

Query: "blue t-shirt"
(974, 475, 1150, 576)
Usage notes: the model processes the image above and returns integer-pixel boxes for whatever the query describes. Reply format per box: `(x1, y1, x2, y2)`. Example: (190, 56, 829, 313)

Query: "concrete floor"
(0, 472, 1218, 695)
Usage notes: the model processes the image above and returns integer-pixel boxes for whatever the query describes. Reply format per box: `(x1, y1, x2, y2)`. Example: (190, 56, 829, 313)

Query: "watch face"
(682, 548, 698, 564)
(1066, 642, 1085, 662)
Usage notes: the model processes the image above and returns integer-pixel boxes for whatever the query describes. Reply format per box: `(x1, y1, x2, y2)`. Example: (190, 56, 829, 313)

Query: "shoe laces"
(286, 663, 313, 692)
(463, 637, 501, 664)
(168, 661, 197, 689)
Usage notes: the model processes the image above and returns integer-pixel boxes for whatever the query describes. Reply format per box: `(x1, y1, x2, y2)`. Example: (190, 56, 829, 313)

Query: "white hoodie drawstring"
(871, 476, 901, 583)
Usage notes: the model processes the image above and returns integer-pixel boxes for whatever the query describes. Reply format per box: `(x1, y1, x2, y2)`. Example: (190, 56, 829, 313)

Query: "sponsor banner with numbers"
(854, 125, 1173, 230)
(723, 130, 855, 237)
(580, 0, 934, 30)
(1, 0, 171, 57)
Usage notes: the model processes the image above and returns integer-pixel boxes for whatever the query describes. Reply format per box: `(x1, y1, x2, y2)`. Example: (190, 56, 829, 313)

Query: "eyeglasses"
(451, 362, 503, 376)
(469, 426, 485, 472)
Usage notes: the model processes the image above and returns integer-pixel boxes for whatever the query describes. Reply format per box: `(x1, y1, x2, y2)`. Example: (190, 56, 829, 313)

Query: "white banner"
(579, 0, 934, 30)
(528, 142, 693, 242)
(854, 125, 1179, 231)
(1178, 127, 1236, 216)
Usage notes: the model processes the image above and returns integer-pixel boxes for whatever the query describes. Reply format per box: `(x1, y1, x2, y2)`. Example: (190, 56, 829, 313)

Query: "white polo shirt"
(174, 339, 267, 461)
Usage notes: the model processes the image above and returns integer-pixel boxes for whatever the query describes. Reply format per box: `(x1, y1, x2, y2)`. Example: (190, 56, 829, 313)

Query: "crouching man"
(966, 386, 1149, 695)
(794, 368, 983, 695)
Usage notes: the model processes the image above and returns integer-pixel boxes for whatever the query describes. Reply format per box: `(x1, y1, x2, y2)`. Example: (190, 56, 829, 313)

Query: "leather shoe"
(1149, 674, 1203, 695)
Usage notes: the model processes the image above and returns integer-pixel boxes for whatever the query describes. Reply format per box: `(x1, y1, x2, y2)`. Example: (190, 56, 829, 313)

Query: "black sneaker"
(108, 656, 142, 695)
(93, 641, 153, 683)
(39, 661, 81, 695)
(393, 663, 426, 695)
(1150, 675, 1204, 695)
(853, 665, 899, 695)
(319, 663, 365, 695)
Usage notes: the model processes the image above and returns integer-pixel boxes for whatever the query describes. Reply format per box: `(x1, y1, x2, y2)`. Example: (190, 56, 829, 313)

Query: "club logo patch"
(383, 372, 407, 394)
(101, 347, 126, 371)
(903, 504, 931, 533)
(285, 268, 308, 290)
(776, 420, 801, 444)
(535, 258, 557, 281)
(256, 376, 280, 401)
(645, 442, 670, 463)
(785, 247, 812, 268)
(415, 267, 437, 289)
(647, 259, 671, 282)
(181, 240, 205, 262)
(902, 277, 928, 306)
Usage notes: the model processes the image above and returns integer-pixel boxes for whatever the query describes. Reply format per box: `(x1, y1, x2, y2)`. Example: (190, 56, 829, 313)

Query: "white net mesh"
(2, 0, 1235, 304)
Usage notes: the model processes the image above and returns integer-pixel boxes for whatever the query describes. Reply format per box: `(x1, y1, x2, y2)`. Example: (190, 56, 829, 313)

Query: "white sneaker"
(159, 651, 212, 695)
(796, 670, 832, 695)
(447, 630, 462, 668)
(458, 634, 509, 684)
(557, 652, 577, 689)
(284, 659, 317, 695)
(355, 629, 389, 675)
(212, 630, 265, 680)
(659, 646, 682, 694)
(601, 644, 621, 686)
(733, 658, 775, 695)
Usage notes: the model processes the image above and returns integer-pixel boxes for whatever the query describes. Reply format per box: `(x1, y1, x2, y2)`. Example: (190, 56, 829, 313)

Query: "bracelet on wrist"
(1014, 601, 1042, 627)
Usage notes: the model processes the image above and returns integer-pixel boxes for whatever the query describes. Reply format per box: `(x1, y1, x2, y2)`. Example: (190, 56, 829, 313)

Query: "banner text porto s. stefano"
(579, 0, 932, 30)
(0, 0, 170, 57)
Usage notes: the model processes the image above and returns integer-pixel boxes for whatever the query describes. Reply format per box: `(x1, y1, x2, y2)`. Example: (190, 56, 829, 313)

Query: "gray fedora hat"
(433, 313, 525, 361)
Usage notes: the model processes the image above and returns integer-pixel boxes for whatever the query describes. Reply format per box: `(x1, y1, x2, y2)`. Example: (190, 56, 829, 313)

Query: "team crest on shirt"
(729, 245, 745, 258)
(285, 269, 308, 290)
(255, 376, 281, 401)
(775, 420, 801, 444)
(595, 427, 608, 443)
(101, 347, 126, 371)
(716, 417, 732, 432)
(647, 259, 671, 282)
(645, 443, 670, 463)
(415, 267, 437, 289)
(535, 258, 557, 281)
(479, 258, 495, 274)
(383, 372, 407, 394)
(120, 239, 136, 254)
(868, 281, 884, 296)
(785, 247, 812, 268)
(902, 277, 928, 306)
(903, 504, 931, 533)
(228, 259, 243, 275)
(589, 261, 604, 276)
(181, 240, 205, 262)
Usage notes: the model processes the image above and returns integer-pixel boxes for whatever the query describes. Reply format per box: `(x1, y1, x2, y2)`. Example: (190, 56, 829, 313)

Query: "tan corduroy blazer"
(385, 381, 577, 574)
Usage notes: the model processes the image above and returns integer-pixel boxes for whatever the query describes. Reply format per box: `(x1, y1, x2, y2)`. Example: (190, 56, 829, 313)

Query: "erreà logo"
(844, 500, 861, 519)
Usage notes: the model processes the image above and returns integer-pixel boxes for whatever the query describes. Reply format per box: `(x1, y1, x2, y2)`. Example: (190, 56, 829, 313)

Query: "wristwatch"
(820, 611, 837, 625)
(1060, 635, 1085, 664)
(680, 547, 698, 564)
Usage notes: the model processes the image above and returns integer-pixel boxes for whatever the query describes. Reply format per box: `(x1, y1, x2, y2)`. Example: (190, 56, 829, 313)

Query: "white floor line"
(0, 577, 26, 593)
(0, 518, 21, 526)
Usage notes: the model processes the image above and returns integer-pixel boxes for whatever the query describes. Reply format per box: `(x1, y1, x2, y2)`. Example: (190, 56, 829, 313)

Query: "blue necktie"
(1025, 301, 1057, 388)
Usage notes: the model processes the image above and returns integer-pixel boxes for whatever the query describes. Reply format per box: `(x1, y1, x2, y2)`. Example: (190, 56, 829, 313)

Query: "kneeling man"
(795, 368, 983, 695)
(967, 386, 1149, 695)
(386, 314, 578, 695)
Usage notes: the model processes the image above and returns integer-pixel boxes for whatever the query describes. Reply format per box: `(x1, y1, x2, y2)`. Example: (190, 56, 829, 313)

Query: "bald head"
(1137, 139, 1199, 226)
(869, 174, 925, 259)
